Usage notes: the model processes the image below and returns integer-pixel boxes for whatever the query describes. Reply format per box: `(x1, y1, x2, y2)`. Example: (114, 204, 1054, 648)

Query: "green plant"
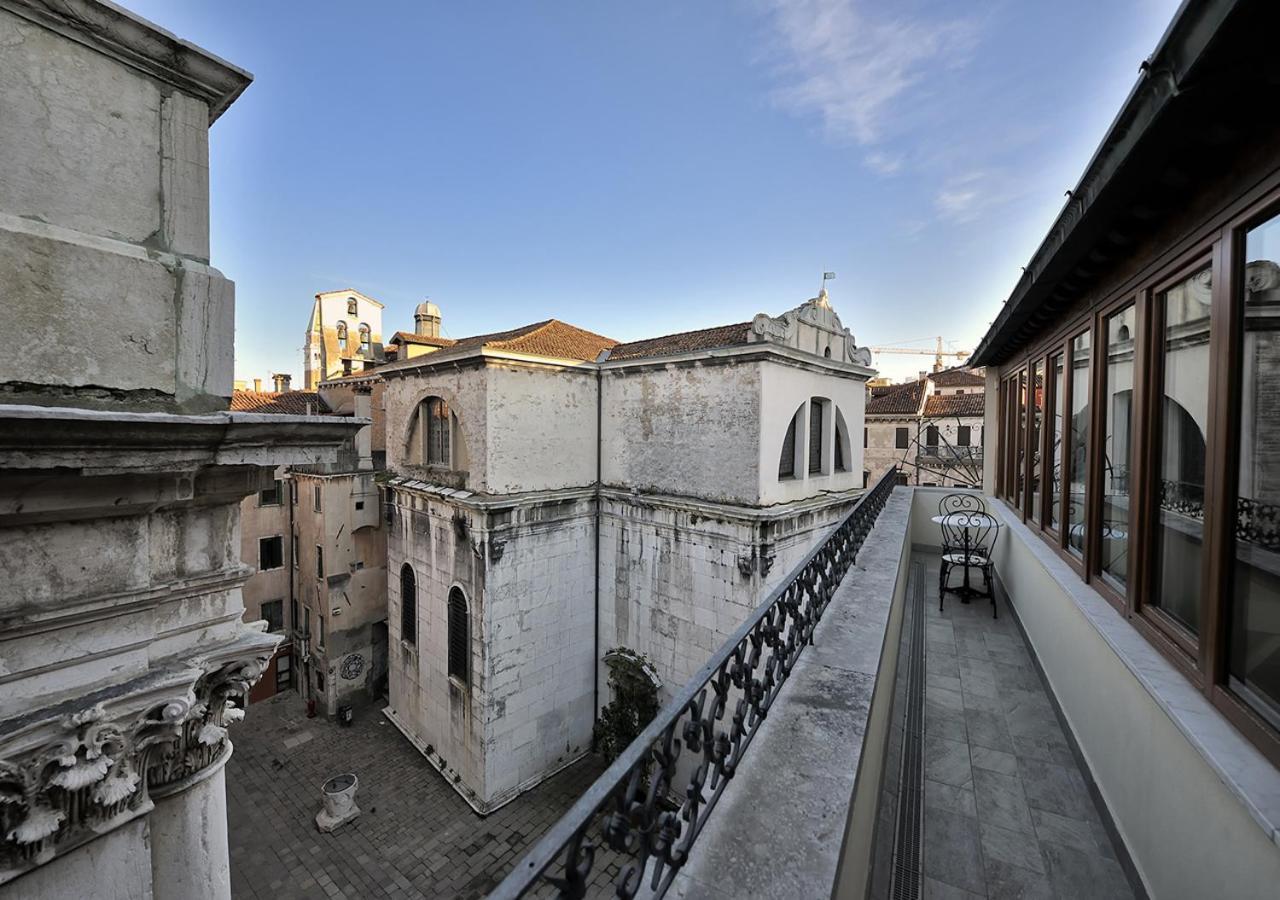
(594, 648, 661, 763)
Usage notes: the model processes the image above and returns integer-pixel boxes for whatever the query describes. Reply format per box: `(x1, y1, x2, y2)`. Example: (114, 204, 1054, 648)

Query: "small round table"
(932, 512, 999, 602)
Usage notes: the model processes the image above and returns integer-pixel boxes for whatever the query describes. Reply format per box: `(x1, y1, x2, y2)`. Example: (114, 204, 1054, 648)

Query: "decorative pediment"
(751, 289, 873, 366)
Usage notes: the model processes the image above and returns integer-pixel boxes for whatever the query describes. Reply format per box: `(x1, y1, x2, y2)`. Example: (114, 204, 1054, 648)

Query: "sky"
(125, 0, 1183, 385)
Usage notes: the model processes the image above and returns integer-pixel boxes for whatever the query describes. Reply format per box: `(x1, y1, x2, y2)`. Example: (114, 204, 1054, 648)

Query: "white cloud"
(763, 0, 976, 146)
(934, 170, 1023, 224)
(864, 151, 902, 175)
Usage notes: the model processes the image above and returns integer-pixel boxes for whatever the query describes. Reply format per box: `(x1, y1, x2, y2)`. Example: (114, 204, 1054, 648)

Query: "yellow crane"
(869, 336, 970, 373)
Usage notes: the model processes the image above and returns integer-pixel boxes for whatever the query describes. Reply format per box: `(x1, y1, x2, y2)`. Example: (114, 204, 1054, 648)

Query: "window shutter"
(778, 414, 796, 478)
(448, 589, 469, 683)
(400, 565, 416, 645)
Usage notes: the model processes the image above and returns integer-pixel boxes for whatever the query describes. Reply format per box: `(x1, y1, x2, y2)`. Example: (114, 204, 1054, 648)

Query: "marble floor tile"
(979, 822, 1046, 874)
(926, 733, 974, 789)
(924, 808, 987, 896)
(1041, 840, 1133, 899)
(926, 779, 978, 818)
(972, 767, 1035, 834)
(970, 745, 1018, 777)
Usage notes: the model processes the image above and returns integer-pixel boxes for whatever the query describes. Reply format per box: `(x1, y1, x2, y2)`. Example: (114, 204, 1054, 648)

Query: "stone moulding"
(0, 627, 279, 885)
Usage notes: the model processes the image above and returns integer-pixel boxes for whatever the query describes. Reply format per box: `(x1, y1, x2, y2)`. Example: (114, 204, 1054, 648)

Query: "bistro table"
(931, 512, 999, 603)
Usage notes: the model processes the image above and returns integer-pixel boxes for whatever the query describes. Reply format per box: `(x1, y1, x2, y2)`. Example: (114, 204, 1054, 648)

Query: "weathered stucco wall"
(601, 361, 762, 505)
(382, 365, 487, 487)
(484, 364, 597, 494)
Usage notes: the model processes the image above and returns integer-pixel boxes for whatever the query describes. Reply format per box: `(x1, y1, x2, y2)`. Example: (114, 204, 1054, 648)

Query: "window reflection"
(1049, 353, 1064, 531)
(1067, 332, 1091, 557)
(1231, 214, 1280, 730)
(1031, 360, 1044, 522)
(1100, 306, 1135, 588)
(1016, 369, 1027, 510)
(1153, 268, 1211, 635)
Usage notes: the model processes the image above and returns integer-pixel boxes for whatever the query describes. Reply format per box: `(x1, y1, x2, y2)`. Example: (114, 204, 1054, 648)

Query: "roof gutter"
(969, 0, 1240, 367)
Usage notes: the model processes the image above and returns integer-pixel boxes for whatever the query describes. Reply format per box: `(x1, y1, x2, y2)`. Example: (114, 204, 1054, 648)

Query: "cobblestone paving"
(227, 694, 606, 900)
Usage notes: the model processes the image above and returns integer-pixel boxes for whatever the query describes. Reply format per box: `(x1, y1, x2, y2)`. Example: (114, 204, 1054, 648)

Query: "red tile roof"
(932, 367, 985, 387)
(924, 393, 986, 418)
(605, 322, 753, 362)
(866, 380, 926, 416)
(380, 319, 617, 369)
(389, 331, 456, 348)
(230, 390, 327, 415)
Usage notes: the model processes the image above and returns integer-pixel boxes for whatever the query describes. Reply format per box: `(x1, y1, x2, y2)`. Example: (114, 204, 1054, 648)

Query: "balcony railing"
(917, 445, 983, 462)
(490, 467, 899, 899)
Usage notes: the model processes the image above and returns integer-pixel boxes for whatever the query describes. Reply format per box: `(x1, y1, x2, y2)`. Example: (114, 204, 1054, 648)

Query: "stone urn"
(315, 772, 360, 832)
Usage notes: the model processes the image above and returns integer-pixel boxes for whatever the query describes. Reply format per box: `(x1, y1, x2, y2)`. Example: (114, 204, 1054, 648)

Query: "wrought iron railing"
(1156, 480, 1280, 553)
(490, 467, 899, 900)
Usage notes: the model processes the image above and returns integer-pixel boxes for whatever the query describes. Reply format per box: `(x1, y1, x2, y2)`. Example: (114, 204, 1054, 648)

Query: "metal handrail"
(490, 467, 900, 899)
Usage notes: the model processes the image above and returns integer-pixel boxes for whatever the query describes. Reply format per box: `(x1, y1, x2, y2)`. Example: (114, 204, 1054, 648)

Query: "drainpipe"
(592, 366, 603, 749)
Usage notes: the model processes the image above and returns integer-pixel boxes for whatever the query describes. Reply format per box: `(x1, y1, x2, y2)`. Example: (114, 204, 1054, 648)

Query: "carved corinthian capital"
(0, 627, 280, 884)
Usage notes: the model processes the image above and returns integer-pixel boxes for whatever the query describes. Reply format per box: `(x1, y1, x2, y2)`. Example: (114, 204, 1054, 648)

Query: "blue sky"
(126, 0, 1181, 384)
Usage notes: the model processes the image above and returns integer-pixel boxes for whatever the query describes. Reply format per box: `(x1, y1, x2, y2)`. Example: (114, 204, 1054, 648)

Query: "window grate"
(890, 561, 926, 900)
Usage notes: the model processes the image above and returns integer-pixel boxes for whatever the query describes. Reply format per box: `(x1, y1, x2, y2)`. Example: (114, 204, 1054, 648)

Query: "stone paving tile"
(918, 553, 1136, 900)
(227, 694, 606, 899)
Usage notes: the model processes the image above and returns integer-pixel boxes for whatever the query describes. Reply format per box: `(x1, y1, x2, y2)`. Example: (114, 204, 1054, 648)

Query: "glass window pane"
(1100, 306, 1135, 588)
(1067, 332, 1091, 557)
(1152, 268, 1211, 635)
(1030, 360, 1045, 523)
(1231, 214, 1280, 730)
(1049, 353, 1064, 531)
(1016, 370, 1027, 510)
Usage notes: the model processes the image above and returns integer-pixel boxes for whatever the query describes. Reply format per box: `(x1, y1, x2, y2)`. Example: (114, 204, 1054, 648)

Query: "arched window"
(336, 321, 348, 353)
(778, 403, 803, 479)
(347, 297, 358, 316)
(448, 587, 469, 684)
(358, 323, 371, 357)
(400, 564, 417, 645)
(422, 396, 451, 466)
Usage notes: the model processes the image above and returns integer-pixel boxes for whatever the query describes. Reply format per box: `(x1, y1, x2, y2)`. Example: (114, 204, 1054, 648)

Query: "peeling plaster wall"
(385, 489, 488, 804)
(484, 364, 596, 494)
(382, 366, 488, 489)
(601, 361, 762, 505)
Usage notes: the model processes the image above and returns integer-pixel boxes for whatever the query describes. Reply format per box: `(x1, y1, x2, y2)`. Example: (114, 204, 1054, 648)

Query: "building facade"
(864, 368, 985, 488)
(973, 0, 1280, 893)
(304, 289, 385, 387)
(379, 291, 875, 813)
(0, 4, 357, 898)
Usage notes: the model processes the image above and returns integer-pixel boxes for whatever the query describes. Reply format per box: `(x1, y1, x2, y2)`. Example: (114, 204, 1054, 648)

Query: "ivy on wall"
(594, 648, 661, 762)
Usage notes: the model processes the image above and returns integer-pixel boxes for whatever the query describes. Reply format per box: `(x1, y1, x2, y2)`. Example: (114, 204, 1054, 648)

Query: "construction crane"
(869, 336, 971, 373)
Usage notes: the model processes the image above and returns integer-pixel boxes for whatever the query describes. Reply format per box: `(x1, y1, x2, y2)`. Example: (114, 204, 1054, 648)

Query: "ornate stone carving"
(750, 289, 873, 366)
(0, 630, 279, 882)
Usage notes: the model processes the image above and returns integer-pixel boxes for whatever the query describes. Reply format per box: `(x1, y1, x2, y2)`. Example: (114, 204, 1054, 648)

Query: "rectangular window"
(1099, 305, 1136, 590)
(313, 484, 322, 512)
(957, 425, 971, 447)
(259, 480, 282, 506)
(1030, 359, 1045, 523)
(808, 400, 824, 474)
(1015, 369, 1028, 512)
(291, 598, 300, 634)
(316, 545, 324, 580)
(863, 427, 868, 448)
(1231, 213, 1280, 731)
(925, 425, 939, 447)
(303, 606, 311, 638)
(258, 536, 283, 571)
(318, 615, 326, 648)
(427, 397, 451, 466)
(1049, 352, 1065, 532)
(1151, 267, 1211, 636)
(275, 654, 291, 691)
(895, 427, 909, 449)
(260, 599, 284, 633)
(1067, 332, 1092, 557)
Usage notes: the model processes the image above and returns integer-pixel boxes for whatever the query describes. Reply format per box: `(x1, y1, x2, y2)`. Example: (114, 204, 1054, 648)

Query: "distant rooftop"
(230, 390, 325, 415)
(380, 319, 617, 373)
(923, 392, 984, 417)
(605, 321, 753, 362)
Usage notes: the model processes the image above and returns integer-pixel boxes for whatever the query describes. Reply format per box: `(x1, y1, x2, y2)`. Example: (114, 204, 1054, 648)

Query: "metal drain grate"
(890, 560, 926, 900)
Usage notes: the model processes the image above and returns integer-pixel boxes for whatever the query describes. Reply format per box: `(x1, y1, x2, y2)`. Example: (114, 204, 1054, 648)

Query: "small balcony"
(492, 477, 1280, 899)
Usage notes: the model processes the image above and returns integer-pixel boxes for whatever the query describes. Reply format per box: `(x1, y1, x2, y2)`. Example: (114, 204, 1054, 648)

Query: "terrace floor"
(918, 552, 1138, 899)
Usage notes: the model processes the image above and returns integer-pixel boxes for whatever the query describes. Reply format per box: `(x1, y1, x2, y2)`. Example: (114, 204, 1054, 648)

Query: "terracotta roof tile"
(932, 367, 985, 387)
(924, 393, 985, 418)
(389, 331, 456, 348)
(606, 322, 753, 362)
(230, 390, 327, 415)
(378, 319, 617, 370)
(866, 380, 926, 416)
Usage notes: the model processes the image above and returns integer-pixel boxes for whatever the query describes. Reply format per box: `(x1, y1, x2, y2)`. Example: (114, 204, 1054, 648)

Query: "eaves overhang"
(970, 0, 1244, 368)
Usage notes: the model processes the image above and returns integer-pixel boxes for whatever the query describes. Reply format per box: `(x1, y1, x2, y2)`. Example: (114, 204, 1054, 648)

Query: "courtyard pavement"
(226, 694, 605, 899)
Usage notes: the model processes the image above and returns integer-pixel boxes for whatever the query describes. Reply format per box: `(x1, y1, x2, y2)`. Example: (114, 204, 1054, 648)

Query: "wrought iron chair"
(939, 512, 998, 618)
(938, 493, 990, 558)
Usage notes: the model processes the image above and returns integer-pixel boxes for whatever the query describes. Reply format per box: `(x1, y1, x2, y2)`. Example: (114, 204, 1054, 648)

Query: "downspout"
(592, 364, 603, 750)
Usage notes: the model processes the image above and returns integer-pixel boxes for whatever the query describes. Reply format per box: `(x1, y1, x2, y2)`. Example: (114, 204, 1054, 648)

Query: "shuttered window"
(448, 587, 469, 684)
(426, 397, 450, 466)
(778, 413, 797, 478)
(808, 401, 823, 474)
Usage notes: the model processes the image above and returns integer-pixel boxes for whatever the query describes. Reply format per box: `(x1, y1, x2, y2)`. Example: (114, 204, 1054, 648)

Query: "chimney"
(253, 377, 262, 393)
(273, 373, 292, 392)
(918, 371, 927, 382)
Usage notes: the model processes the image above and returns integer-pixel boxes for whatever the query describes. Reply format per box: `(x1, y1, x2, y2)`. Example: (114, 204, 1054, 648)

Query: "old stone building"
(864, 367, 985, 488)
(304, 289, 386, 387)
(378, 290, 874, 813)
(0, 3, 358, 898)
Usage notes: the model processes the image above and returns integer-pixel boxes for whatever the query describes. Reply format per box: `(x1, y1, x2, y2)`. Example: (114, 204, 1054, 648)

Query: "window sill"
(994, 499, 1280, 849)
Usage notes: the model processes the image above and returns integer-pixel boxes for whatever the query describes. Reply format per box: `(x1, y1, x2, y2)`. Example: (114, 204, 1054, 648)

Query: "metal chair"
(938, 493, 990, 558)
(939, 512, 998, 618)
